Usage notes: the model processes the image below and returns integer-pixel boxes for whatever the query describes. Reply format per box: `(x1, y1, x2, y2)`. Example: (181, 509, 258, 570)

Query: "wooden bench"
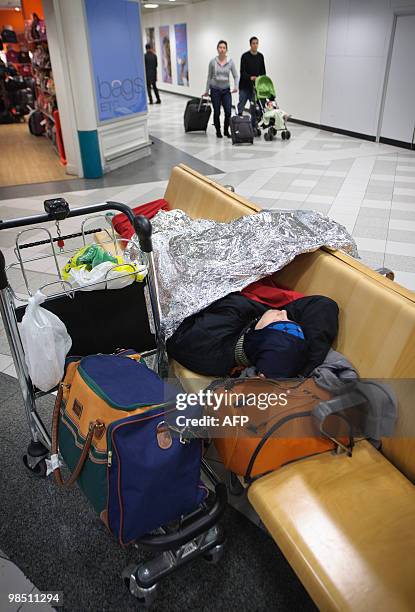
(105, 164, 415, 611)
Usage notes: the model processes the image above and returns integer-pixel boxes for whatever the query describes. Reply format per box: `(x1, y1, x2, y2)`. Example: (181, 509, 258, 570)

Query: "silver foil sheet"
(128, 209, 358, 339)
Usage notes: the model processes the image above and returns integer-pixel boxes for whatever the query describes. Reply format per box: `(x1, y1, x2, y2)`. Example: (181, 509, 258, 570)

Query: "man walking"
(238, 36, 266, 126)
(144, 43, 161, 105)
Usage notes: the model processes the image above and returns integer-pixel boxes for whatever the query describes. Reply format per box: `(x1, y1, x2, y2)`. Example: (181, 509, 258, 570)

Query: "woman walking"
(204, 40, 238, 138)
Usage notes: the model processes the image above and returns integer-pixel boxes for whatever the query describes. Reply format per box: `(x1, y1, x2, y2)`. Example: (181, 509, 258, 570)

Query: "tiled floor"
(0, 91, 414, 593)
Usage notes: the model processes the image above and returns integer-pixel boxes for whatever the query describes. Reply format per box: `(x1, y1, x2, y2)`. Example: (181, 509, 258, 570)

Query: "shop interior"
(0, 0, 68, 186)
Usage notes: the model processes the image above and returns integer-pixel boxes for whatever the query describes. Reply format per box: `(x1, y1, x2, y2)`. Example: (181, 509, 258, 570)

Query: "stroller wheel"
(264, 132, 270, 141)
(281, 131, 287, 140)
(255, 128, 261, 137)
(272, 127, 277, 136)
(285, 130, 291, 140)
(268, 129, 274, 141)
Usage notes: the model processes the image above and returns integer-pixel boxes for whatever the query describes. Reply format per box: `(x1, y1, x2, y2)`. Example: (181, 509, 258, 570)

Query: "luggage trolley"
(0, 198, 226, 607)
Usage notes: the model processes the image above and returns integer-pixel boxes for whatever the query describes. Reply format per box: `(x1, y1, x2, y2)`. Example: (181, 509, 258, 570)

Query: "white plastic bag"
(20, 291, 72, 392)
(66, 261, 147, 291)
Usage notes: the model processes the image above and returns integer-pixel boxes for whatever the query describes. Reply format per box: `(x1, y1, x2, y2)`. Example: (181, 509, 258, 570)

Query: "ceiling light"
(169, 0, 176, 2)
(15, 7, 21, 10)
(144, 3, 159, 7)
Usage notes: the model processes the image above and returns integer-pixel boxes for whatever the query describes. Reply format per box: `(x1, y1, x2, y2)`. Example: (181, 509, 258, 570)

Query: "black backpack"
(28, 110, 45, 136)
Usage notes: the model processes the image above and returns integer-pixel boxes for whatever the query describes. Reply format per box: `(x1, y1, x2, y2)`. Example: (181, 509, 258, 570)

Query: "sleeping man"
(166, 279, 339, 379)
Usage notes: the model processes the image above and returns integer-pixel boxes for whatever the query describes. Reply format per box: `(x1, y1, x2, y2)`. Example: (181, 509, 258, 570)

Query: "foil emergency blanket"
(129, 209, 358, 339)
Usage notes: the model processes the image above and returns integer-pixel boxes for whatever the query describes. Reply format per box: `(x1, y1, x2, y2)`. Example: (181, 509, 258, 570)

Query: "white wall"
(321, 0, 415, 136)
(142, 0, 330, 124)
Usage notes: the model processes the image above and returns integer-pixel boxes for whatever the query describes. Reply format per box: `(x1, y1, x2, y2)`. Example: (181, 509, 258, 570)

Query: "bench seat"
(248, 440, 415, 612)
(97, 164, 415, 611)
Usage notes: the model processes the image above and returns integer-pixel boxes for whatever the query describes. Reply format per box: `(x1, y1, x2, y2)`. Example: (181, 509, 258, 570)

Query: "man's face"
(250, 39, 259, 53)
(255, 309, 290, 330)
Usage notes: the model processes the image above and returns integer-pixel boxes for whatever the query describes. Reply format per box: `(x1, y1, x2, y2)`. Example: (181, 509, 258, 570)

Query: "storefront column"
(42, 0, 150, 179)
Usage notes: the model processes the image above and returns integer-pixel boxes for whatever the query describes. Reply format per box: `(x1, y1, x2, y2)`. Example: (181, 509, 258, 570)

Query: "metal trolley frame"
(0, 198, 226, 607)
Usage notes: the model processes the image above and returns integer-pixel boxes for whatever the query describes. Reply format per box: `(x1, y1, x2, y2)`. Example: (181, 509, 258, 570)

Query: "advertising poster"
(85, 0, 147, 122)
(145, 27, 155, 50)
(174, 23, 189, 86)
(159, 25, 172, 84)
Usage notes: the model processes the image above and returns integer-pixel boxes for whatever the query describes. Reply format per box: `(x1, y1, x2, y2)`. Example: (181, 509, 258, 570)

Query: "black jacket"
(239, 51, 266, 91)
(145, 51, 157, 82)
(167, 293, 339, 377)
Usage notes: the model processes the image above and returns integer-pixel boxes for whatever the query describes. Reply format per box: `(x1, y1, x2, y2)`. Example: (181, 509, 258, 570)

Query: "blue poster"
(85, 0, 147, 122)
(174, 23, 189, 86)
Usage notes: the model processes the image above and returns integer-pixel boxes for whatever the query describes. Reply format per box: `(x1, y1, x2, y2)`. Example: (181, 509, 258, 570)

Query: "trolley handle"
(0, 250, 7, 291)
(0, 200, 153, 254)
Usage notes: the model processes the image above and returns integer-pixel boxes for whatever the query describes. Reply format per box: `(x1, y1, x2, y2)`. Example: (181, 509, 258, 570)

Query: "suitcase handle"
(198, 95, 210, 112)
(50, 382, 104, 487)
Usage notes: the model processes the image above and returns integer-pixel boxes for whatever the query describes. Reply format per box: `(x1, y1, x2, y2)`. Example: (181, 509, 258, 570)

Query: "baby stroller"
(254, 75, 291, 141)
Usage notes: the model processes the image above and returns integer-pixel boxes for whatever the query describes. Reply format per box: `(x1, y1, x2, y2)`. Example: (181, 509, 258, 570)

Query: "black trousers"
(147, 79, 160, 103)
(210, 86, 231, 133)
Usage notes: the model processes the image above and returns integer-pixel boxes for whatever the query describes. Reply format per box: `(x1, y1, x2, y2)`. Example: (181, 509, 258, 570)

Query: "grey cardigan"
(206, 57, 238, 92)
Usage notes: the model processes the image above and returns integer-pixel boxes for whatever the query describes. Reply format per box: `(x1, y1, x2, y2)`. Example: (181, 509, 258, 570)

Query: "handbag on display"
(1, 28, 17, 43)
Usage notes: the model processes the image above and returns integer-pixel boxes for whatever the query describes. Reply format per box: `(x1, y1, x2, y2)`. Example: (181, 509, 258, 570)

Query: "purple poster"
(174, 23, 189, 86)
(159, 25, 172, 84)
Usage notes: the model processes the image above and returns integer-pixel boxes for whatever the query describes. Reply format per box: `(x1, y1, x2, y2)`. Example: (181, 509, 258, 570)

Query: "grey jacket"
(206, 57, 238, 92)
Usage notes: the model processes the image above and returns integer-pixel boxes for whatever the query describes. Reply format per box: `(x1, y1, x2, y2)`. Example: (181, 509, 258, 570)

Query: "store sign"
(85, 0, 147, 122)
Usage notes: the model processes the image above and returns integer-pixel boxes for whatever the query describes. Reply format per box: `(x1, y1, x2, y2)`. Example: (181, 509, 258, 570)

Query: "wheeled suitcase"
(184, 97, 211, 132)
(28, 110, 45, 136)
(230, 114, 254, 145)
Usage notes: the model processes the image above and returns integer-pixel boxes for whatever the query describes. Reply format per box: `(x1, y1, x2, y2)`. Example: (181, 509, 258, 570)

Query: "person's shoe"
(149, 100, 153, 105)
(216, 130, 223, 138)
(224, 129, 231, 138)
(156, 99, 161, 104)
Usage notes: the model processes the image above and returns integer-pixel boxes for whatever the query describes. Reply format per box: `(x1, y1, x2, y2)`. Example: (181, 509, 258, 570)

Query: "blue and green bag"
(51, 350, 207, 545)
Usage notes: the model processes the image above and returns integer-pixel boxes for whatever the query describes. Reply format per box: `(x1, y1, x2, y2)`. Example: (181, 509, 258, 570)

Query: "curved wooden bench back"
(165, 165, 261, 221)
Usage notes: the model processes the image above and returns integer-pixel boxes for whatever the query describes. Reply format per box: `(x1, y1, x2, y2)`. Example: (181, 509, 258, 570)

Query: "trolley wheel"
(203, 543, 225, 565)
(122, 565, 158, 608)
(255, 128, 261, 137)
(22, 455, 47, 478)
(285, 130, 291, 140)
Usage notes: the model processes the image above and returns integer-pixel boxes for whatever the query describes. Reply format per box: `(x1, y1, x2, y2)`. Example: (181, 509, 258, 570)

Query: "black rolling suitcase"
(28, 110, 45, 136)
(230, 114, 254, 145)
(184, 96, 211, 133)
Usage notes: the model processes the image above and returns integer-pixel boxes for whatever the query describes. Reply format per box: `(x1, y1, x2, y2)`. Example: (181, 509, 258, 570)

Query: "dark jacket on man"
(239, 51, 266, 91)
(145, 51, 157, 83)
(167, 293, 339, 377)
